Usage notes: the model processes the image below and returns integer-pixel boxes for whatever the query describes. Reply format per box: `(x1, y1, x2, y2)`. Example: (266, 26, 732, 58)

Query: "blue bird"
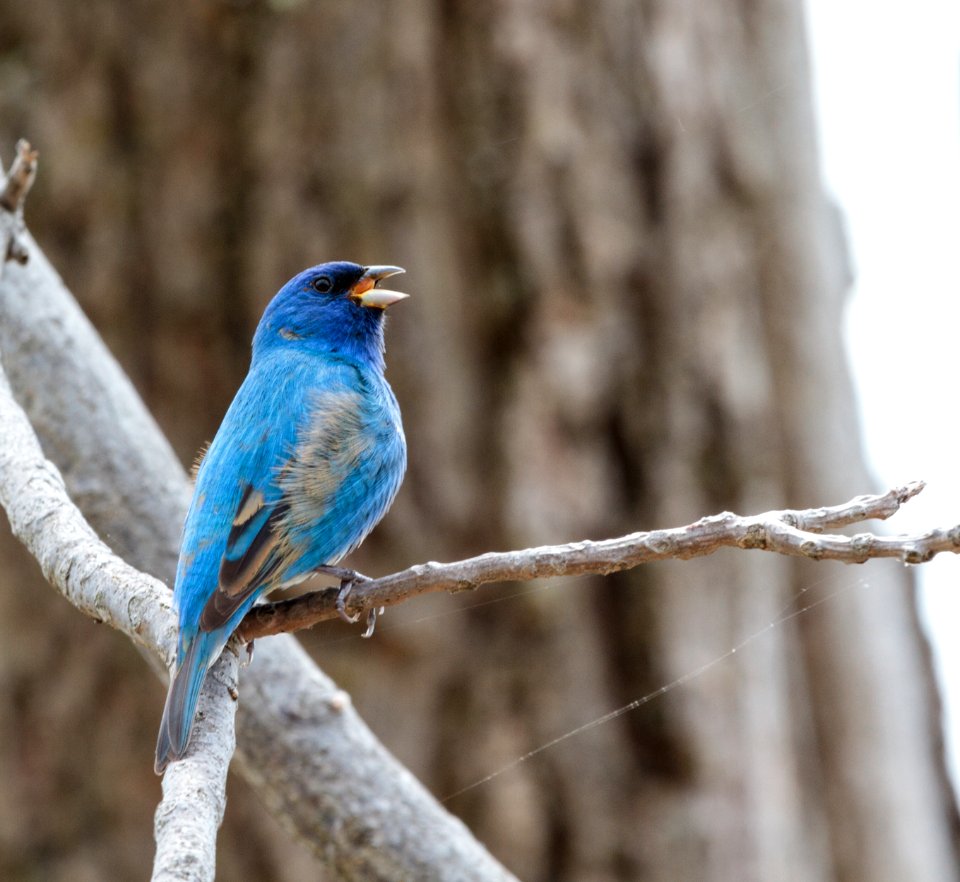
(155, 261, 408, 774)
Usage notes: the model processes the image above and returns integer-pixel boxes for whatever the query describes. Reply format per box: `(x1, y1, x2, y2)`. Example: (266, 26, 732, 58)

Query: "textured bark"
(0, 0, 958, 880)
(0, 354, 235, 882)
(152, 653, 237, 882)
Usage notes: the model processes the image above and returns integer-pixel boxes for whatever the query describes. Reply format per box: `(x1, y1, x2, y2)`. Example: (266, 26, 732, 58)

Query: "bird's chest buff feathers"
(278, 377, 406, 566)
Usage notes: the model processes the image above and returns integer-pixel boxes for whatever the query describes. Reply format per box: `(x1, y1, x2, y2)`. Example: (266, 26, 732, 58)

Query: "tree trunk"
(0, 0, 956, 880)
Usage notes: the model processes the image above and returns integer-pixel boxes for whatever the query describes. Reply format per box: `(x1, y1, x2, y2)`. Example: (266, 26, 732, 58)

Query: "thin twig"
(237, 481, 951, 642)
(0, 141, 39, 274)
(0, 139, 38, 213)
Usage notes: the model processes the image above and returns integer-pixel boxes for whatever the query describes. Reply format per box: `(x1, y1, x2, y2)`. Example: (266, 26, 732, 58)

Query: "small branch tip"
(1, 139, 39, 213)
(898, 481, 925, 502)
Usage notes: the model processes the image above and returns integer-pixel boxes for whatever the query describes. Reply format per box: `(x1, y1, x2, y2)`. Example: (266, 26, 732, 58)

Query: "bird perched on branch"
(155, 262, 408, 774)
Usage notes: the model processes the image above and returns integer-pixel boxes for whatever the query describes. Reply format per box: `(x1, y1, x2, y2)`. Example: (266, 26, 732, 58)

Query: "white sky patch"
(806, 0, 960, 787)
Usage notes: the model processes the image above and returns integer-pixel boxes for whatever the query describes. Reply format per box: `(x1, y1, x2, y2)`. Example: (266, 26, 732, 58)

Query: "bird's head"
(254, 261, 408, 368)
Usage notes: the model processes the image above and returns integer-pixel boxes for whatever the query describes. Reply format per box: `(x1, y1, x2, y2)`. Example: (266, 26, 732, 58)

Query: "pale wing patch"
(280, 389, 374, 530)
(233, 486, 265, 528)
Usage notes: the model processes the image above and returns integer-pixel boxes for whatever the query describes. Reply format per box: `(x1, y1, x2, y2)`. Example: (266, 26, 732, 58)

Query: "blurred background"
(0, 1, 958, 880)
(807, 0, 960, 804)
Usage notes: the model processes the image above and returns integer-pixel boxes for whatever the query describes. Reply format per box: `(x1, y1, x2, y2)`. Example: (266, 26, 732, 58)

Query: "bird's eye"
(312, 276, 334, 294)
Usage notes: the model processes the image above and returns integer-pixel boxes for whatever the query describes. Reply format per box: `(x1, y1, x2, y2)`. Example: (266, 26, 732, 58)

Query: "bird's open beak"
(349, 265, 409, 309)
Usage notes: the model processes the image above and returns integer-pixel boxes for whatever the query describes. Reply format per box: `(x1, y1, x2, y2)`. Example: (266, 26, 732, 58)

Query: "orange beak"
(349, 265, 408, 309)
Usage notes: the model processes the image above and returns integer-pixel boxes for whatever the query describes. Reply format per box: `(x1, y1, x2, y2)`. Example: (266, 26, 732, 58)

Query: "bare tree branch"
(0, 359, 175, 660)
(152, 653, 239, 882)
(0, 356, 236, 881)
(238, 481, 950, 641)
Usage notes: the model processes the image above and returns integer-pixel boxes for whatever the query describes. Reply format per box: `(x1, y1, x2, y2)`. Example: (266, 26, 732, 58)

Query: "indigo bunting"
(155, 261, 408, 774)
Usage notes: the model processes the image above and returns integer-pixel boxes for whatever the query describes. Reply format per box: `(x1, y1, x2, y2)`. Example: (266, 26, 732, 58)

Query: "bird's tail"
(155, 637, 211, 775)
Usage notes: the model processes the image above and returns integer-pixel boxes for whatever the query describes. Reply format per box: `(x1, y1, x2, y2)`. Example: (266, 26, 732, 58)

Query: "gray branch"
(0, 355, 237, 881)
(152, 653, 239, 882)
(238, 481, 951, 640)
(0, 362, 174, 658)
(0, 145, 517, 882)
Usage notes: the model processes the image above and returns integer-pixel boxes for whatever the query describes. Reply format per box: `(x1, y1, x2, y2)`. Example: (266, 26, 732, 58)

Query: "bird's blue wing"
(156, 355, 298, 772)
(172, 354, 302, 645)
(196, 484, 288, 631)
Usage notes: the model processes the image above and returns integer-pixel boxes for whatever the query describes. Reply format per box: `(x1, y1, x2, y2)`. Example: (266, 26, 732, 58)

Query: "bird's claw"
(243, 640, 255, 667)
(361, 606, 385, 639)
(316, 566, 377, 630)
(322, 567, 369, 625)
(336, 579, 362, 624)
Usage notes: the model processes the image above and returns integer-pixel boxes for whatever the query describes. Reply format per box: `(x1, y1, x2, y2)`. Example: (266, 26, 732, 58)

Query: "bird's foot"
(335, 580, 361, 624)
(315, 565, 368, 585)
(316, 566, 371, 625)
(243, 640, 255, 667)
